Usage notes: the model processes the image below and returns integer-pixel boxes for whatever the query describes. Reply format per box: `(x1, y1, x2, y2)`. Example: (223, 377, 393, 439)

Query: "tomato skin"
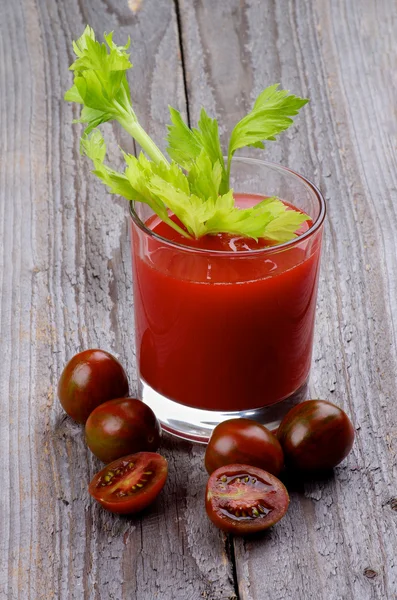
(89, 452, 168, 514)
(277, 400, 355, 471)
(205, 419, 284, 476)
(85, 398, 161, 463)
(58, 349, 129, 423)
(206, 464, 289, 534)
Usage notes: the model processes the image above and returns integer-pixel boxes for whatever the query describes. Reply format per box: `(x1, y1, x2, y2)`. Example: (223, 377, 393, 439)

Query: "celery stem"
(117, 116, 169, 165)
(226, 156, 232, 191)
(164, 218, 192, 239)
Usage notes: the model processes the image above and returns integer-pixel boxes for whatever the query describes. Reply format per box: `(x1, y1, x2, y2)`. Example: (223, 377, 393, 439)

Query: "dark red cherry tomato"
(277, 400, 355, 471)
(206, 464, 289, 534)
(205, 418, 284, 476)
(58, 349, 129, 423)
(89, 452, 168, 514)
(85, 398, 161, 463)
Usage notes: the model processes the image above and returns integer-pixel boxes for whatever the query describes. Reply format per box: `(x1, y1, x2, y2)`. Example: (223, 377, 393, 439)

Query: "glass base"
(141, 378, 309, 444)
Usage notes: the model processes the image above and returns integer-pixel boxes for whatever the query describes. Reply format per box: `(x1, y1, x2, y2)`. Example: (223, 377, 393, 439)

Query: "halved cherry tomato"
(277, 399, 355, 471)
(58, 349, 129, 423)
(206, 464, 289, 534)
(89, 452, 168, 514)
(205, 418, 284, 476)
(85, 398, 161, 463)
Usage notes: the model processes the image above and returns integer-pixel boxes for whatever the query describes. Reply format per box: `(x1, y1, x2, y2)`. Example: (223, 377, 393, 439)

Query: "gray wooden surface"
(1, 0, 397, 599)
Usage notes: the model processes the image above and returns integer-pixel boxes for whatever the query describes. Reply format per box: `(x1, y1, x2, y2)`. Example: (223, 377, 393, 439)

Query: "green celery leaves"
(227, 84, 309, 175)
(66, 27, 310, 244)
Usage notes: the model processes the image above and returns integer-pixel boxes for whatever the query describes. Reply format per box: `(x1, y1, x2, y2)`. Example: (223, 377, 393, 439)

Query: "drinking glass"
(130, 157, 326, 443)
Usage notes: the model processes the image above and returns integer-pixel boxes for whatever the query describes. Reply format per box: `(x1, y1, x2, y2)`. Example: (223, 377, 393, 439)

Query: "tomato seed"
(221, 476, 227, 483)
(244, 477, 249, 483)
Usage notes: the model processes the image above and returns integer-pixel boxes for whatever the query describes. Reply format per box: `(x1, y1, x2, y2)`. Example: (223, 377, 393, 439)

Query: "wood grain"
(2, 0, 397, 599)
(0, 1, 235, 599)
(177, 0, 397, 599)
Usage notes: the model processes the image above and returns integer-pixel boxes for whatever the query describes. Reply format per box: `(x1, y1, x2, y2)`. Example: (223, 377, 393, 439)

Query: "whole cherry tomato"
(58, 349, 129, 423)
(205, 418, 284, 476)
(85, 398, 161, 463)
(206, 464, 289, 534)
(277, 400, 355, 471)
(89, 452, 168, 514)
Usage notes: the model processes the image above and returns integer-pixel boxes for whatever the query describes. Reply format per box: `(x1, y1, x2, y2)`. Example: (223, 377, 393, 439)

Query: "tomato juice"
(131, 193, 322, 412)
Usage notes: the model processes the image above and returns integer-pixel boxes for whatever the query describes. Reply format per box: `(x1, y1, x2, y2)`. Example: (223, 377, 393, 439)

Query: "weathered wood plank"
(177, 0, 397, 598)
(0, 1, 235, 598)
(3, 0, 397, 598)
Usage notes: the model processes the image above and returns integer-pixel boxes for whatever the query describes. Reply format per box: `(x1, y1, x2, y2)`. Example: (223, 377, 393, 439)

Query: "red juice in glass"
(130, 158, 325, 442)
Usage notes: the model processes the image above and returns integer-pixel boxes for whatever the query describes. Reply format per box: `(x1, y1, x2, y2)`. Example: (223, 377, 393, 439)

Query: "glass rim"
(129, 156, 326, 257)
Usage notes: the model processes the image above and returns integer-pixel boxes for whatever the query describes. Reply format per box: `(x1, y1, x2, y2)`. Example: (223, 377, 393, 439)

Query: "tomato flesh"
(206, 464, 289, 534)
(89, 452, 168, 514)
(58, 349, 129, 423)
(85, 398, 161, 463)
(205, 418, 284, 476)
(277, 399, 355, 471)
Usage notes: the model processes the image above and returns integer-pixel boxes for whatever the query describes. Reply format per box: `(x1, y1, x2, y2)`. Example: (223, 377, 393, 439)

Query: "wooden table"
(1, 1, 397, 598)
